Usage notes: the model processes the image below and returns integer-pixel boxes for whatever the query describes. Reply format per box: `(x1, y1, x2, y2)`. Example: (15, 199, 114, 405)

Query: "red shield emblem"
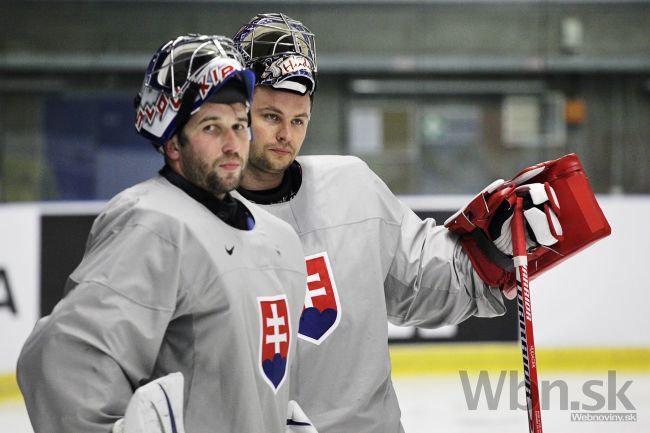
(258, 295, 291, 392)
(298, 252, 341, 345)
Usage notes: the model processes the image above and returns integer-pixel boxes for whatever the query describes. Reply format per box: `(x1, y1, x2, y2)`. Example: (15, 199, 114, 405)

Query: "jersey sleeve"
(17, 222, 181, 433)
(360, 167, 507, 328)
(384, 207, 506, 328)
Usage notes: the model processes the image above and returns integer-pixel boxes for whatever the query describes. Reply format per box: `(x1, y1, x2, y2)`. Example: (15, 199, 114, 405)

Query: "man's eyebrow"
(257, 105, 310, 119)
(196, 116, 221, 123)
(196, 115, 248, 123)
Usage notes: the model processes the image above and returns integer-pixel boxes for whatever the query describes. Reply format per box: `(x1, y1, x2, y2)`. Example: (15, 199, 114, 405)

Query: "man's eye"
(264, 113, 279, 122)
(292, 118, 305, 126)
(204, 124, 222, 133)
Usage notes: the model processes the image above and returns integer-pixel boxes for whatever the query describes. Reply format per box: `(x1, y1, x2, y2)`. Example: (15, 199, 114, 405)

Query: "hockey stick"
(512, 194, 543, 433)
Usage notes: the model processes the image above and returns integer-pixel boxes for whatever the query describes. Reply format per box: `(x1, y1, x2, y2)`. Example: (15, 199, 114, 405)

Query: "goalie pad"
(113, 372, 185, 433)
(444, 153, 611, 292)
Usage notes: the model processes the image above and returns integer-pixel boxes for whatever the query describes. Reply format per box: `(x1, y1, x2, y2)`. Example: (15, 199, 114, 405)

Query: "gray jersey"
(17, 175, 307, 433)
(236, 155, 506, 433)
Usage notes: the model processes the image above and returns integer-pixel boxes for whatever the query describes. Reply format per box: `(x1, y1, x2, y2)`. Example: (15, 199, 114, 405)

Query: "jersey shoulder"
(296, 155, 369, 177)
(89, 176, 194, 247)
(296, 155, 380, 197)
(292, 155, 405, 228)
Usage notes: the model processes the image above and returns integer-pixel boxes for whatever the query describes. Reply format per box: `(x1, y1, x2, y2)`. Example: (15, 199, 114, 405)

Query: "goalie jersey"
(17, 174, 307, 433)
(237, 155, 506, 433)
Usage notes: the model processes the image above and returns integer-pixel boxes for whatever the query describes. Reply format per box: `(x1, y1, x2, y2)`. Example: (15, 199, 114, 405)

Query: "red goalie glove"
(444, 153, 611, 296)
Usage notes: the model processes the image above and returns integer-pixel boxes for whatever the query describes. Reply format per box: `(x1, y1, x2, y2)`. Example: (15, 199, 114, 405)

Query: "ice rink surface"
(395, 373, 649, 433)
(3, 372, 648, 432)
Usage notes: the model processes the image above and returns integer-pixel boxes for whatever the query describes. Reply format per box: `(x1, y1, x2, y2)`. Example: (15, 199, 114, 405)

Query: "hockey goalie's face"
(248, 86, 311, 176)
(168, 102, 250, 199)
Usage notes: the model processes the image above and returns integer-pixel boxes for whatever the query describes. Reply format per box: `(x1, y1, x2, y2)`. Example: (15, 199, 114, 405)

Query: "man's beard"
(181, 149, 244, 197)
(248, 144, 294, 175)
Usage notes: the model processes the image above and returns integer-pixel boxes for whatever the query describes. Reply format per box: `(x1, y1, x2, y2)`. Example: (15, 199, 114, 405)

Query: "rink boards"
(1, 196, 649, 402)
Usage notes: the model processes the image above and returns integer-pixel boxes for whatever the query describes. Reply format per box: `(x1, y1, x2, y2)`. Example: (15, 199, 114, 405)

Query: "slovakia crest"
(258, 295, 291, 392)
(298, 252, 341, 345)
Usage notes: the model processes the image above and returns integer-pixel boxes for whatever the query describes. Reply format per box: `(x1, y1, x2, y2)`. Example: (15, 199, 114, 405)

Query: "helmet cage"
(233, 13, 317, 94)
(135, 34, 255, 148)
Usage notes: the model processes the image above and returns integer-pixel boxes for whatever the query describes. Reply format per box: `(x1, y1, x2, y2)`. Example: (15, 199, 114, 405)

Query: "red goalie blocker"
(445, 153, 611, 291)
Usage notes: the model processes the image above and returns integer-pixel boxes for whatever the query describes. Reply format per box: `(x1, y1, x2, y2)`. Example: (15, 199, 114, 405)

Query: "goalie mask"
(233, 13, 317, 95)
(135, 34, 256, 149)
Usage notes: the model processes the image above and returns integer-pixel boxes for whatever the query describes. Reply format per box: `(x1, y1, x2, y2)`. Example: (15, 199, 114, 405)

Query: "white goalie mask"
(134, 34, 256, 148)
(233, 13, 317, 95)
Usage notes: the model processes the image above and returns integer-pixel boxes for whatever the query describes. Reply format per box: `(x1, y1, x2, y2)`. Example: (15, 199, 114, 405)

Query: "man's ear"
(163, 136, 181, 161)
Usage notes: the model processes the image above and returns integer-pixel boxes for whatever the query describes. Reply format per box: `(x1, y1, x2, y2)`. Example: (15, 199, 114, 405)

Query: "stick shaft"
(512, 197, 543, 433)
